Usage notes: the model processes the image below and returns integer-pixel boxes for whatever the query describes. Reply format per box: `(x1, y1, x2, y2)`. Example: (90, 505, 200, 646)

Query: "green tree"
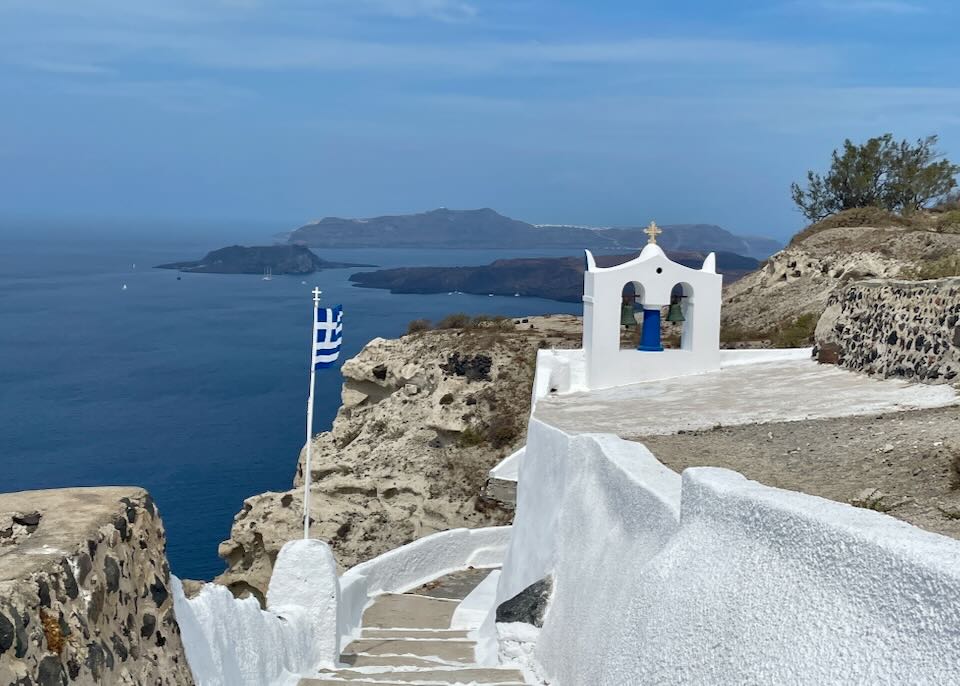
(885, 136, 960, 213)
(790, 134, 959, 222)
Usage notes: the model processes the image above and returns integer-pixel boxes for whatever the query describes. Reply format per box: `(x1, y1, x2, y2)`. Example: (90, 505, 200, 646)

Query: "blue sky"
(1, 0, 959, 240)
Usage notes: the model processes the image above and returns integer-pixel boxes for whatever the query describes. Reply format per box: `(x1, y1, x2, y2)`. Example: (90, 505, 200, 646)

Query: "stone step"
(361, 594, 459, 630)
(344, 638, 475, 662)
(338, 653, 448, 669)
(303, 666, 527, 684)
(360, 629, 470, 640)
(407, 568, 493, 601)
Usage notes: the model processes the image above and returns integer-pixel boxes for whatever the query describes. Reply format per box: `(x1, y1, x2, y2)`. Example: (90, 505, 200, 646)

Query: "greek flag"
(313, 305, 342, 369)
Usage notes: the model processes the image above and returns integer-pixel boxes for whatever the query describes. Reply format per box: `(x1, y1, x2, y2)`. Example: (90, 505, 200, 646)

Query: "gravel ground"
(637, 405, 960, 540)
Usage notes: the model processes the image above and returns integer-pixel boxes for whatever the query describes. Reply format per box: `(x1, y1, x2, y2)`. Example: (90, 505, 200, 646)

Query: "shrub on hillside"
(790, 134, 959, 222)
(935, 210, 960, 234)
(435, 313, 517, 331)
(457, 425, 486, 447)
(487, 412, 520, 449)
(471, 314, 516, 331)
(436, 312, 471, 329)
(720, 324, 772, 345)
(406, 318, 432, 334)
(772, 313, 819, 348)
(901, 254, 960, 280)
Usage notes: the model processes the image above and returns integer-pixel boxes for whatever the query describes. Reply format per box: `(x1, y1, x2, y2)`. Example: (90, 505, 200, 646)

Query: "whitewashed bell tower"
(581, 222, 723, 390)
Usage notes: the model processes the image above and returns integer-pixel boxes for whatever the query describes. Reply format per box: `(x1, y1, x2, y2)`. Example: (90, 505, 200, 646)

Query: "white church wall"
(495, 419, 960, 685)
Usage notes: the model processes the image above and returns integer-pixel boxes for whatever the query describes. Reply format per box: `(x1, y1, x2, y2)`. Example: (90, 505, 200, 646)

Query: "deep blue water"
(0, 238, 583, 579)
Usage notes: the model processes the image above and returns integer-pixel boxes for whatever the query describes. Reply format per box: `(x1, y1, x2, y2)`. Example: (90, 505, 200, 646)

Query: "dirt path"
(637, 405, 960, 540)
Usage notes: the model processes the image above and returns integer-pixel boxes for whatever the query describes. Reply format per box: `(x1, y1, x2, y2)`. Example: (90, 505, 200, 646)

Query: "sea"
(0, 235, 584, 580)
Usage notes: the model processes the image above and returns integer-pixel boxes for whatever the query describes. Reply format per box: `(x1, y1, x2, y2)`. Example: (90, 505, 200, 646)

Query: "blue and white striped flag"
(313, 304, 342, 369)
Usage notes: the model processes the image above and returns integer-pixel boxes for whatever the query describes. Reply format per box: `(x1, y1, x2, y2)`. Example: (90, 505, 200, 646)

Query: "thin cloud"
(60, 79, 257, 113)
(809, 0, 927, 13)
(0, 0, 478, 24)
(26, 60, 112, 75)
(20, 27, 834, 76)
(356, 0, 478, 22)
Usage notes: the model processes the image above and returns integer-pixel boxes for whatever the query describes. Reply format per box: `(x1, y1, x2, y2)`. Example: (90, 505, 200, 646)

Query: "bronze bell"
(666, 296, 685, 322)
(620, 301, 637, 328)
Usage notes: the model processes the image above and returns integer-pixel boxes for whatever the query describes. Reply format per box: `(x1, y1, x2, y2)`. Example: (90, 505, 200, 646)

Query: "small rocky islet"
(155, 244, 374, 275)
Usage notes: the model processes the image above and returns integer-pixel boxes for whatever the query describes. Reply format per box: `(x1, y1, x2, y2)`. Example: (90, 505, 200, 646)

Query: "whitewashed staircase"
(299, 570, 527, 686)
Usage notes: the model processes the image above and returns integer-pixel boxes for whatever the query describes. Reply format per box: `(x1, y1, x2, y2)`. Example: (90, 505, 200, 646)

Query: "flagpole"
(303, 287, 321, 540)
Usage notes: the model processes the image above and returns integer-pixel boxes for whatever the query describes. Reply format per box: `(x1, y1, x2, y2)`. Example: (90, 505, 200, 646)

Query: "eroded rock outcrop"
(723, 223, 960, 334)
(0, 487, 194, 686)
(216, 316, 581, 602)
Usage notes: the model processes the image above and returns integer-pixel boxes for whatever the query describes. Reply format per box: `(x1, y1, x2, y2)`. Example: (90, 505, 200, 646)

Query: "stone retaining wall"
(815, 277, 960, 384)
(0, 487, 194, 686)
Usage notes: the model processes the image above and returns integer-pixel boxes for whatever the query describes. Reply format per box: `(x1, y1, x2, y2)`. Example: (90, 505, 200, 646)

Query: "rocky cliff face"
(723, 222, 960, 334)
(0, 488, 194, 686)
(215, 316, 581, 603)
(815, 277, 960, 384)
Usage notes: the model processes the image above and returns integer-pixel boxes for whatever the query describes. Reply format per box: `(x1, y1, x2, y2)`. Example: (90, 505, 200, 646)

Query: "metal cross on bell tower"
(644, 221, 662, 245)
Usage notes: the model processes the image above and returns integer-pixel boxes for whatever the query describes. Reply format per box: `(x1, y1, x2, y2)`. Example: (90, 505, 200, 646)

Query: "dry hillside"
(722, 209, 960, 339)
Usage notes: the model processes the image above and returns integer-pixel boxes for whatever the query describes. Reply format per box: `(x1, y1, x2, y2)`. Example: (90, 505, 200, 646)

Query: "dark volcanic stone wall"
(0, 487, 194, 686)
(814, 277, 960, 384)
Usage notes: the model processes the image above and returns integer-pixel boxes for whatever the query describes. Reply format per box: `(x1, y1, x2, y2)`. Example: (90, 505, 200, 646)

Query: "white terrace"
(534, 353, 959, 439)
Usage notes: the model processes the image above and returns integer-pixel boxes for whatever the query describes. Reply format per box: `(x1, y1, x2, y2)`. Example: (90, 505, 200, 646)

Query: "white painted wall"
(176, 528, 510, 684)
(481, 419, 681, 675)
(172, 577, 309, 686)
(531, 348, 587, 406)
(266, 540, 340, 669)
(493, 419, 960, 685)
(337, 526, 511, 649)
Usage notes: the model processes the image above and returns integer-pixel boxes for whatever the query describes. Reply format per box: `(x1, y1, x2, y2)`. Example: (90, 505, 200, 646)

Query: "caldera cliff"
(215, 315, 581, 602)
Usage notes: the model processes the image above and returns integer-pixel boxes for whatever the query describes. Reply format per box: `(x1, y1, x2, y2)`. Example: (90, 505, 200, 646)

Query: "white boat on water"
(262, 267, 272, 281)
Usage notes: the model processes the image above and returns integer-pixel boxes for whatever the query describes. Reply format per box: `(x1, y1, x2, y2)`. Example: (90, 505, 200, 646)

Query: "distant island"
(285, 208, 782, 260)
(155, 245, 374, 275)
(349, 250, 760, 303)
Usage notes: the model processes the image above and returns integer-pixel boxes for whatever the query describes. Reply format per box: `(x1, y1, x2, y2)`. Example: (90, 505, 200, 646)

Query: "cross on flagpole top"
(312, 287, 322, 305)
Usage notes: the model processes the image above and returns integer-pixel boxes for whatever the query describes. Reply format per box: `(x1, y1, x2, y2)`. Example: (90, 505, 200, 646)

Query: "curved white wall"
(496, 419, 960, 685)
(338, 526, 510, 648)
(175, 530, 509, 685)
(173, 577, 311, 686)
(490, 420, 681, 681)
